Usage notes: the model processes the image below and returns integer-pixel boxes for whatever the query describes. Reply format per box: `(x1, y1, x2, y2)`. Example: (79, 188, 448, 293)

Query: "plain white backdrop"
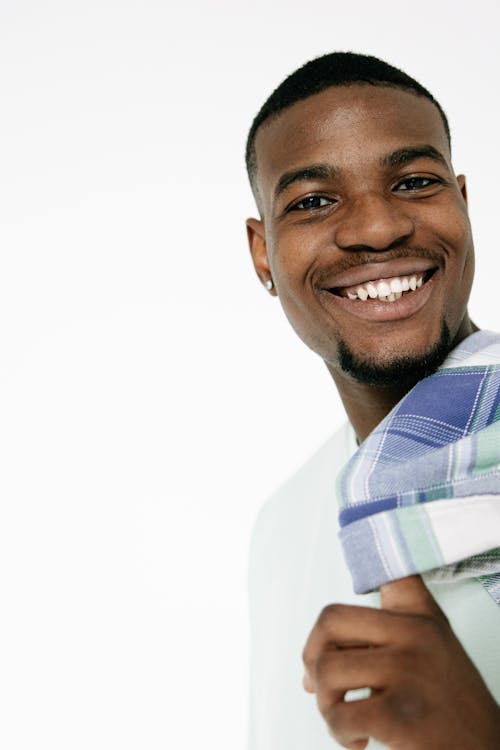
(1, 1, 500, 747)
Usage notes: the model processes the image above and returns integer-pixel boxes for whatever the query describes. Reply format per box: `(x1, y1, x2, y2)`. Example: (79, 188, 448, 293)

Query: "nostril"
(334, 198, 414, 253)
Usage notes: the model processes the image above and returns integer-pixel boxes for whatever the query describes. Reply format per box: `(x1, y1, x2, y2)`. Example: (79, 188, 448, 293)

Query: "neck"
(328, 319, 478, 443)
(330, 374, 415, 443)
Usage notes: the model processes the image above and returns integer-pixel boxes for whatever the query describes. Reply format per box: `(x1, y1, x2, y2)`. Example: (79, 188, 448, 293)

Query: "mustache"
(315, 247, 443, 284)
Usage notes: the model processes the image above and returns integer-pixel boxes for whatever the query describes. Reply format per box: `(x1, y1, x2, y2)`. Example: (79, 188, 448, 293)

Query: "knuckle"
(322, 700, 343, 731)
(318, 603, 344, 629)
(418, 612, 450, 640)
(301, 646, 313, 670)
(323, 701, 366, 749)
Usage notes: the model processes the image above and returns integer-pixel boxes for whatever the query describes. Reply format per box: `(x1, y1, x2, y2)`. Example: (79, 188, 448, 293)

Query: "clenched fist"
(302, 575, 500, 749)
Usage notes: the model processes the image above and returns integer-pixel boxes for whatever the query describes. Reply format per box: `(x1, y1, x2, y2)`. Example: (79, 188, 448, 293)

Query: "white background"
(1, 1, 499, 747)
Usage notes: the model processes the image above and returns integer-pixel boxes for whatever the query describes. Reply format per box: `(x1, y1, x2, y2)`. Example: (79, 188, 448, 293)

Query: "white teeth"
(342, 272, 427, 301)
(377, 281, 391, 297)
(389, 278, 403, 294)
(357, 287, 368, 301)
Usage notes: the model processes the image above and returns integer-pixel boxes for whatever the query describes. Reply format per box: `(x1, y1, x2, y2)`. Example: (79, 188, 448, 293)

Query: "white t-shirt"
(248, 423, 500, 750)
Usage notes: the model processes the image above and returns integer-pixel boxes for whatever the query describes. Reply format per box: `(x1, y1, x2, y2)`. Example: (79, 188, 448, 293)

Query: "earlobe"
(246, 218, 276, 295)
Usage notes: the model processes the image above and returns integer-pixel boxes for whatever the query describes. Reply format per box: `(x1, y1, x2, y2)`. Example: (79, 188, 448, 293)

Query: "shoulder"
(249, 422, 355, 569)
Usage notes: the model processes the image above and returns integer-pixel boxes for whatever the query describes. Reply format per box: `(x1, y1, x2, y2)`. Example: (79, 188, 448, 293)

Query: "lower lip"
(319, 272, 438, 323)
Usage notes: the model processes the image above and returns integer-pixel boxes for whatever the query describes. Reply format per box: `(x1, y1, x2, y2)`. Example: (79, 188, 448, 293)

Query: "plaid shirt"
(338, 330, 500, 606)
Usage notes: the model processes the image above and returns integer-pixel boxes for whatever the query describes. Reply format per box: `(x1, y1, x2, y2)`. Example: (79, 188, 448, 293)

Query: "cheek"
(268, 229, 316, 292)
(267, 236, 331, 348)
(447, 215, 474, 283)
(423, 205, 474, 279)
(436, 212, 475, 323)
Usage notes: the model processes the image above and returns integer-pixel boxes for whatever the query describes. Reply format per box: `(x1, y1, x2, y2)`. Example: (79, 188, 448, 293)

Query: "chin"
(336, 321, 452, 386)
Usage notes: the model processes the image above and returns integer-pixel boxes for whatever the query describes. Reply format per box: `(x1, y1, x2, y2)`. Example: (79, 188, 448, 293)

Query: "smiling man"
(245, 53, 500, 750)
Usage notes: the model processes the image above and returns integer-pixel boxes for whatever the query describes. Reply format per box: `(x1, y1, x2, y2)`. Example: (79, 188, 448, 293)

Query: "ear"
(246, 217, 277, 295)
(457, 174, 468, 205)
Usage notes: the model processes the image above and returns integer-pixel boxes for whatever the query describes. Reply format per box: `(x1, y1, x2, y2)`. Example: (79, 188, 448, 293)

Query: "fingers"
(309, 646, 435, 749)
(303, 578, 467, 748)
(305, 603, 403, 650)
(380, 575, 448, 620)
(310, 648, 384, 750)
(313, 646, 392, 713)
(322, 691, 390, 750)
(303, 588, 451, 703)
(303, 603, 408, 682)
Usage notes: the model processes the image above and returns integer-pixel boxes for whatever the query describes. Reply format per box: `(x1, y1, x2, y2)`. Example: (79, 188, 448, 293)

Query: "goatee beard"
(337, 321, 452, 387)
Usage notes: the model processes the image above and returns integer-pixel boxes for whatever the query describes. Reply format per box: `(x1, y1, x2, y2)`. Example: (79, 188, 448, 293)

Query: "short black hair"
(246, 51, 450, 197)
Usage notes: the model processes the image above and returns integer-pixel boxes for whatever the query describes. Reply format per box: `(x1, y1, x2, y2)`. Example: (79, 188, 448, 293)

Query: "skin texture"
(247, 85, 476, 440)
(246, 85, 500, 748)
(302, 576, 500, 749)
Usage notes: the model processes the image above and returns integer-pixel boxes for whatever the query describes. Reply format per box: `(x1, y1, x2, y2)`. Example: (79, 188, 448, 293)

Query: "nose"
(334, 192, 414, 252)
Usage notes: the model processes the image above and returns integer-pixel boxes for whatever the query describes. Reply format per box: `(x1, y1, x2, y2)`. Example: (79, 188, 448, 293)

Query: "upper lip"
(320, 257, 440, 290)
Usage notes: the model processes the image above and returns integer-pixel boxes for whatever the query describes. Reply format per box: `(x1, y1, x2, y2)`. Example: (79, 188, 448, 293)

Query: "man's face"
(247, 85, 474, 384)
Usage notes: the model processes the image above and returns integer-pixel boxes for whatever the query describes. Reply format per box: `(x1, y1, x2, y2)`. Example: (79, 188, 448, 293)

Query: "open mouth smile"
(330, 269, 436, 303)
(319, 263, 440, 322)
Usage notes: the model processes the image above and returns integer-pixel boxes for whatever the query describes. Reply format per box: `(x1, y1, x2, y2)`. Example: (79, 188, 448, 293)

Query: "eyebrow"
(274, 164, 337, 200)
(273, 145, 448, 202)
(381, 145, 448, 169)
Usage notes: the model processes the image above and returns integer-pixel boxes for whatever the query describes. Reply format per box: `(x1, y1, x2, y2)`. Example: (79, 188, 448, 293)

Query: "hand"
(302, 575, 500, 749)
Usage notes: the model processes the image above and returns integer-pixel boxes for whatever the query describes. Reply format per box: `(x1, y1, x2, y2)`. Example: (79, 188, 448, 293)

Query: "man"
(245, 53, 500, 750)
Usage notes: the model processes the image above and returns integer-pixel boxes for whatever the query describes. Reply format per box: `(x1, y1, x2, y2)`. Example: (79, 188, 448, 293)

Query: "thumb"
(380, 574, 442, 616)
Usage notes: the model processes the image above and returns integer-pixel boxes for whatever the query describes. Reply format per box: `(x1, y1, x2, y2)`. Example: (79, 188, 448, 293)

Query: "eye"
(395, 176, 440, 192)
(288, 195, 335, 211)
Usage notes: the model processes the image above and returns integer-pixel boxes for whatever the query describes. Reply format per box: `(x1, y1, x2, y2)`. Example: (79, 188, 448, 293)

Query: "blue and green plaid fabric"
(338, 330, 500, 606)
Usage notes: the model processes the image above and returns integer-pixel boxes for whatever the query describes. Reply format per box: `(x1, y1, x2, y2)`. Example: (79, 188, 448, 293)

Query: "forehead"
(254, 84, 450, 204)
